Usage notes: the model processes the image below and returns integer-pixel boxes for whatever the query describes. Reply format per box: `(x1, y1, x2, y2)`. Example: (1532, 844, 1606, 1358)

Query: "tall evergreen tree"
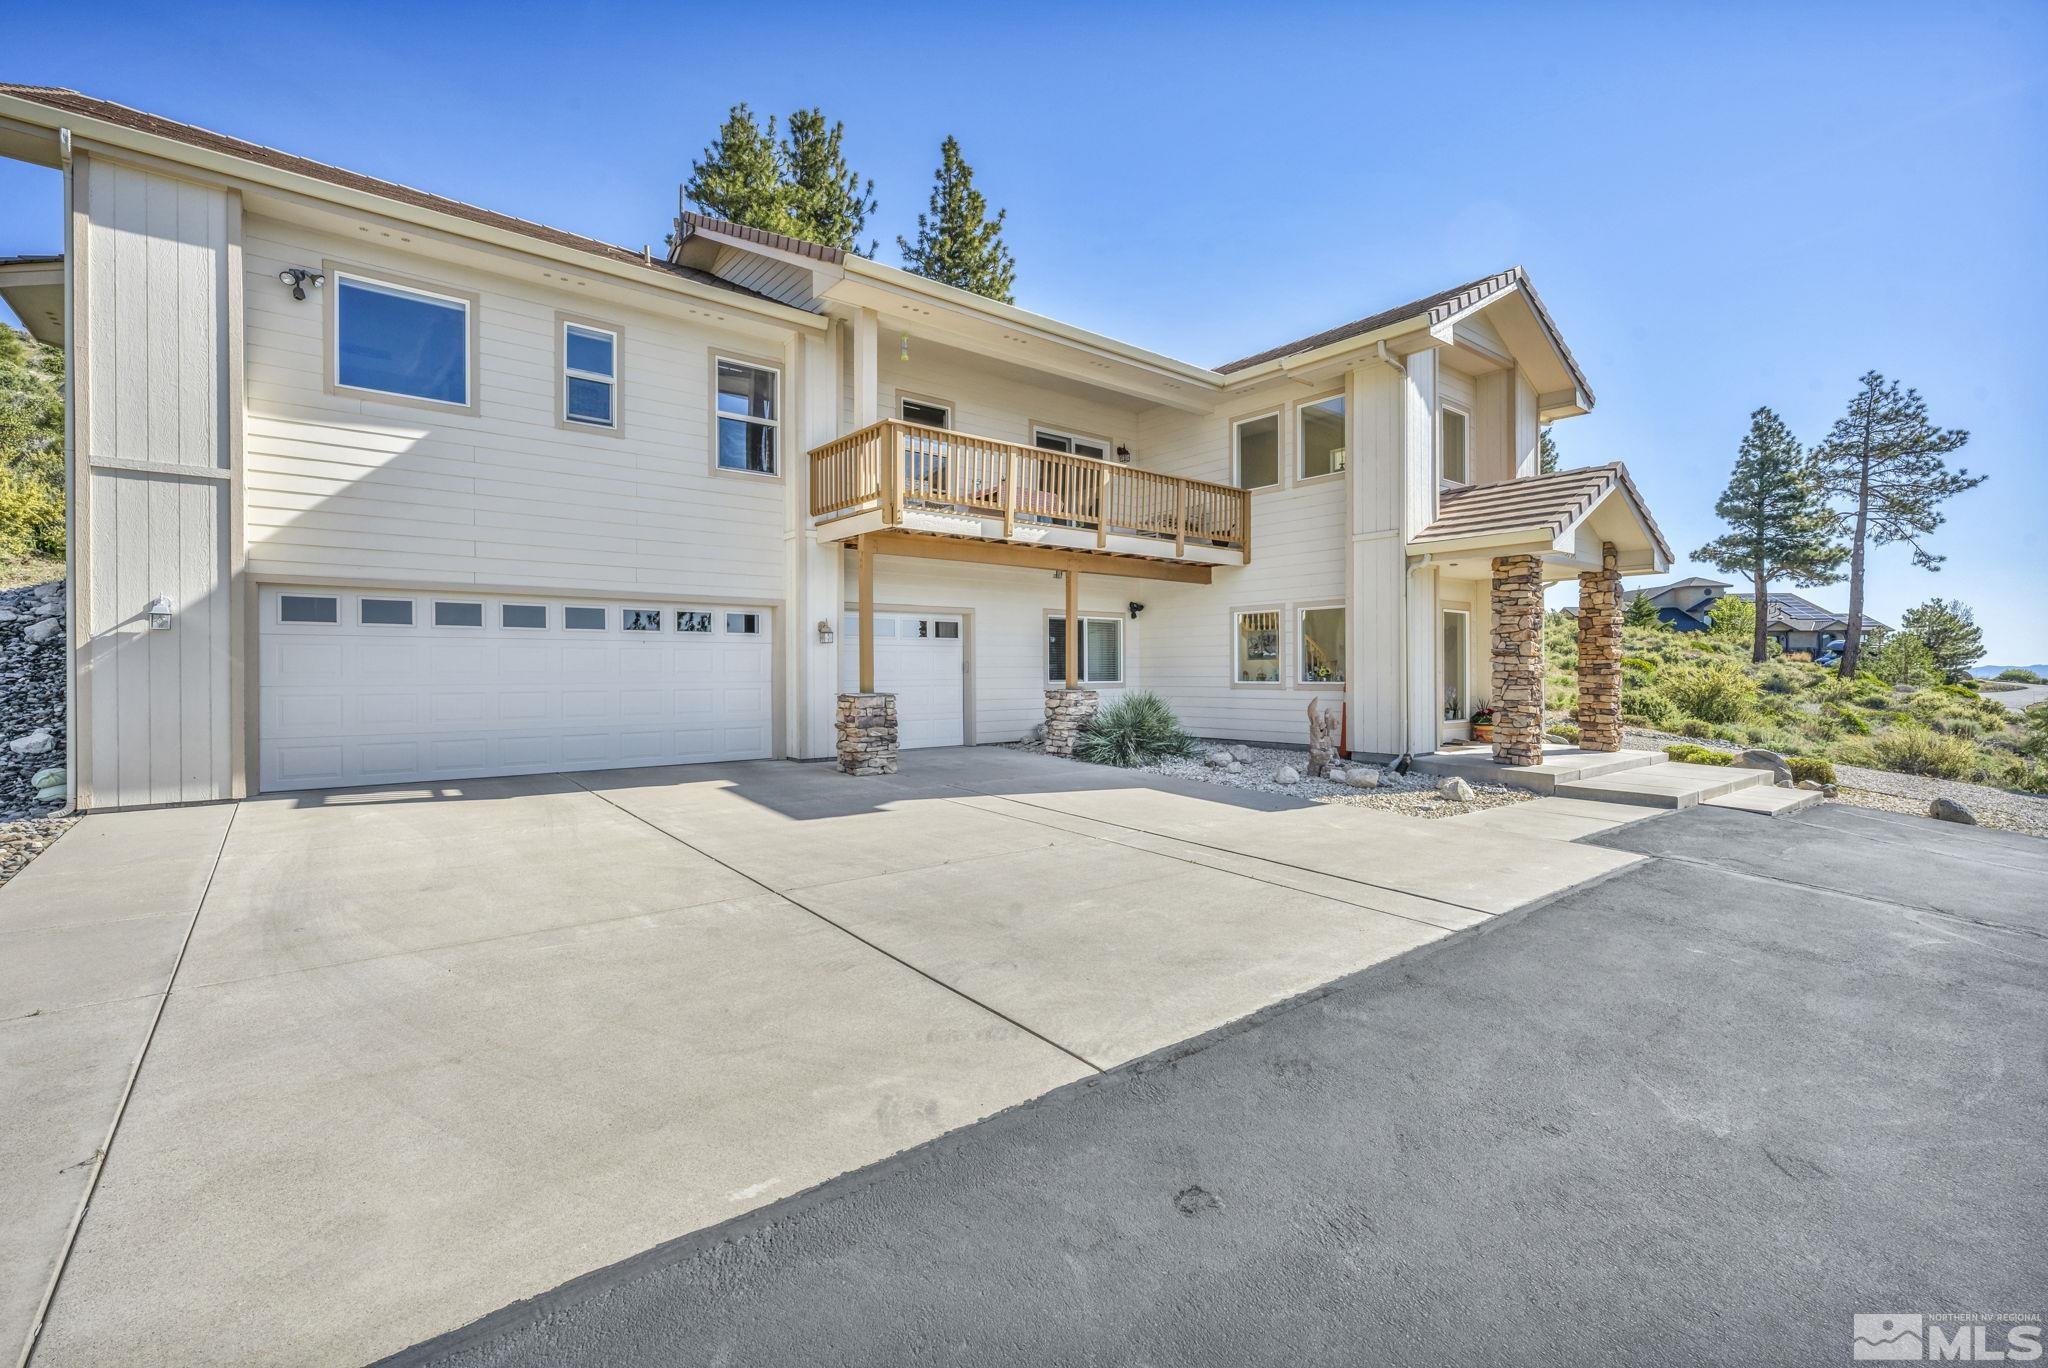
(1897, 598, 1985, 682)
(1538, 426, 1560, 475)
(0, 324, 66, 565)
(1624, 592, 1662, 629)
(1692, 406, 1847, 662)
(779, 108, 876, 254)
(681, 104, 786, 235)
(898, 137, 1016, 303)
(1810, 372, 1981, 678)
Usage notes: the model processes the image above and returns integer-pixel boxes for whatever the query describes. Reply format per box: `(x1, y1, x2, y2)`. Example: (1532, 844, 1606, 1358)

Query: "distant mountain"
(1973, 665, 2048, 679)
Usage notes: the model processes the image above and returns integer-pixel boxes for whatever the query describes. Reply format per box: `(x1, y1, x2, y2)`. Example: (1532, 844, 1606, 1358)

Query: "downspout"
(1376, 340, 1417, 766)
(58, 127, 77, 818)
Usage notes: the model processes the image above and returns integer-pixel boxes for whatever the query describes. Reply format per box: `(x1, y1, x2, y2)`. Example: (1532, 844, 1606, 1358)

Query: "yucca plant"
(1073, 691, 1195, 768)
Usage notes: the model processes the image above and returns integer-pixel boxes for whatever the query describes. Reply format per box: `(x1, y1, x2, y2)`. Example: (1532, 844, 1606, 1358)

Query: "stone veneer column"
(1042, 689, 1100, 758)
(1489, 554, 1546, 767)
(836, 692, 898, 775)
(1576, 542, 1623, 753)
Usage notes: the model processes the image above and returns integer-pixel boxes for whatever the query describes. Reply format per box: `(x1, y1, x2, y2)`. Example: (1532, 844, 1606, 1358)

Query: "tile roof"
(0, 85, 782, 308)
(1411, 462, 1673, 564)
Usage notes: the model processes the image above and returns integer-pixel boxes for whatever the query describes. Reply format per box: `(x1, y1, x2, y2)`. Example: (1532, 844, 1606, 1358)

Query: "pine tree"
(1692, 407, 1847, 662)
(1897, 598, 1985, 682)
(681, 104, 786, 237)
(0, 324, 66, 565)
(898, 137, 1016, 303)
(1624, 592, 1662, 629)
(780, 109, 877, 254)
(1810, 373, 1981, 678)
(1539, 426, 1560, 475)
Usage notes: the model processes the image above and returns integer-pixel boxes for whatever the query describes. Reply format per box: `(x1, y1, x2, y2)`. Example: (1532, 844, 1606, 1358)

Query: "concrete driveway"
(2, 747, 1639, 1365)
(385, 802, 2048, 1368)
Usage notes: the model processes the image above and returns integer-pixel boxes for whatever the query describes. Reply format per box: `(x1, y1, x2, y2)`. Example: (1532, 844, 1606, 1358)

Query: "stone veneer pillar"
(836, 692, 898, 775)
(1043, 689, 1100, 758)
(1489, 554, 1546, 767)
(1576, 542, 1623, 752)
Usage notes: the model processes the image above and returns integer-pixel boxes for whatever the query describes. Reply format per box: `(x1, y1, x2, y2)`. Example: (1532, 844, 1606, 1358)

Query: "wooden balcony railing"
(809, 419, 1250, 558)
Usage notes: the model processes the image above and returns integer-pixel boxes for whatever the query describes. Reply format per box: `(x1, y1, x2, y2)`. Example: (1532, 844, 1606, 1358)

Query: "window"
(676, 611, 712, 633)
(1441, 405, 1470, 485)
(1299, 394, 1346, 480)
(1443, 609, 1470, 721)
(623, 609, 662, 631)
(562, 321, 618, 429)
(279, 594, 338, 624)
(1300, 606, 1345, 684)
(335, 273, 470, 406)
(1234, 610, 1281, 684)
(434, 601, 484, 628)
(1046, 615, 1123, 685)
(1033, 426, 1109, 460)
(715, 357, 779, 475)
(726, 612, 761, 635)
(501, 603, 547, 630)
(1233, 412, 1280, 490)
(359, 597, 414, 626)
(564, 606, 607, 631)
(922, 619, 960, 640)
(900, 397, 951, 429)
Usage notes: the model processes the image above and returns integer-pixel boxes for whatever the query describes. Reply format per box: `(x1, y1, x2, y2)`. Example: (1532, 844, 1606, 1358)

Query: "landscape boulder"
(1437, 776, 1476, 803)
(1928, 797, 1978, 826)
(1272, 765, 1300, 785)
(22, 617, 60, 646)
(8, 730, 54, 756)
(1733, 748, 1793, 787)
(1345, 768, 1382, 789)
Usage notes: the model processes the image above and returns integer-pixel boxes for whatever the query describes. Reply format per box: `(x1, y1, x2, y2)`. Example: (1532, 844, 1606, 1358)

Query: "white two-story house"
(0, 84, 1670, 809)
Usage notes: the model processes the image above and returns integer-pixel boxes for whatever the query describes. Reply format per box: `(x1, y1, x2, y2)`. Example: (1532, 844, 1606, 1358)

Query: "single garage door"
(260, 587, 774, 791)
(839, 611, 965, 749)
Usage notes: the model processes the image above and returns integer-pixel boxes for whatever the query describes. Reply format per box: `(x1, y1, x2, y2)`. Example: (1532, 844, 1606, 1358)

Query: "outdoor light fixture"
(145, 595, 175, 631)
(899, 333, 910, 362)
(1129, 601, 1145, 619)
(816, 619, 835, 644)
(277, 267, 325, 301)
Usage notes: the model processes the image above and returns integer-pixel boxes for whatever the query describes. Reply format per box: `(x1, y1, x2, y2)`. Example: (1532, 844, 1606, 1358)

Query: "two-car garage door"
(260, 587, 773, 791)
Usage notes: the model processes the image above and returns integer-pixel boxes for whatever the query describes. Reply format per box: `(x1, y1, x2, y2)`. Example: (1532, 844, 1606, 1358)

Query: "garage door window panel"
(279, 594, 339, 625)
(501, 604, 548, 630)
(359, 598, 414, 626)
(434, 601, 485, 628)
(564, 606, 607, 631)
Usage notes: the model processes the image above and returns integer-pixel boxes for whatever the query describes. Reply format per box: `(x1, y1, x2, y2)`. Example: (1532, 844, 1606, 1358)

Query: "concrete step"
(1554, 762, 1773, 809)
(1703, 785, 1827, 817)
(1411, 746, 1665, 794)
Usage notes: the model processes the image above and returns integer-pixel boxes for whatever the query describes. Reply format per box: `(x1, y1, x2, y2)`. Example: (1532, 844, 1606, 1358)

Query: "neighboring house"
(1729, 592, 1887, 655)
(0, 84, 1670, 809)
(1621, 576, 1731, 632)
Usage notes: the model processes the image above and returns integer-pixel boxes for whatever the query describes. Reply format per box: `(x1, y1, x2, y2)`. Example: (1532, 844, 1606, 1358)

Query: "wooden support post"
(1064, 567, 1080, 690)
(1174, 481, 1187, 558)
(1003, 449, 1017, 539)
(1096, 464, 1111, 548)
(881, 421, 902, 528)
(857, 534, 876, 694)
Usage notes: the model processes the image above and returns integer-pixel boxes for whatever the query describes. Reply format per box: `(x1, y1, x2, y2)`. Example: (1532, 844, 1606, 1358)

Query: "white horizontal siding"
(877, 346, 1138, 454)
(241, 219, 793, 599)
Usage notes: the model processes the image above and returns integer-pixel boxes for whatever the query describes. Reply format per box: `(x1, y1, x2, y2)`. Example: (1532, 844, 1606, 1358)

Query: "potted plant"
(1469, 706, 1496, 743)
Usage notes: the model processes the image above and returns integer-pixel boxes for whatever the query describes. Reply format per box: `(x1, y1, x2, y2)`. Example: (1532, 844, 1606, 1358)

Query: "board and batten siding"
(239, 218, 795, 600)
(76, 156, 238, 808)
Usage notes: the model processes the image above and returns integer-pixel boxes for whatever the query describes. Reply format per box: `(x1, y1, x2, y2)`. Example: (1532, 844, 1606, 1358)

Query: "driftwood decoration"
(1305, 697, 1341, 778)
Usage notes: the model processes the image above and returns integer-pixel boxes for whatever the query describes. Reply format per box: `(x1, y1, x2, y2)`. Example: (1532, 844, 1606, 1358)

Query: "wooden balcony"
(809, 420, 1250, 573)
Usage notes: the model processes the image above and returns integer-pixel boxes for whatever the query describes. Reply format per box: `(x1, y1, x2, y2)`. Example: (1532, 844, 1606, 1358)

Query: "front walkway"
(2, 748, 1639, 1366)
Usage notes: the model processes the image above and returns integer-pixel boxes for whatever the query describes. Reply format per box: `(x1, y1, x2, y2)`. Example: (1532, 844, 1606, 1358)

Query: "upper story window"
(715, 357, 780, 475)
(1298, 394, 1346, 480)
(1233, 412, 1280, 490)
(335, 273, 471, 407)
(901, 397, 951, 429)
(562, 321, 619, 429)
(1033, 426, 1109, 460)
(1441, 404, 1470, 485)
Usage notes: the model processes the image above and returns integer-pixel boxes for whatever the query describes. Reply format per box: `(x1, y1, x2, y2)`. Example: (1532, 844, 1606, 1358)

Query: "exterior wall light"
(816, 619, 835, 644)
(146, 594, 175, 631)
(278, 267, 325, 301)
(899, 333, 910, 362)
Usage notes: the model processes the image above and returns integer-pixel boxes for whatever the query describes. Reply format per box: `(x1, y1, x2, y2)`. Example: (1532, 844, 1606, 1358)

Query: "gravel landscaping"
(1, 579, 73, 882)
(1016, 740, 1533, 820)
(1622, 725, 2048, 839)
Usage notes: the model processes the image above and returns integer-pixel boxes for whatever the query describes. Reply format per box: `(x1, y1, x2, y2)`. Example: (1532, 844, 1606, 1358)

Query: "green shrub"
(1621, 655, 1658, 675)
(1073, 691, 1195, 768)
(1547, 721, 1580, 744)
(1623, 683, 1677, 729)
(1996, 668, 2044, 684)
(1786, 756, 1836, 786)
(1845, 727, 1979, 779)
(1664, 743, 1733, 766)
(1828, 704, 1872, 735)
(0, 468, 65, 565)
(1679, 718, 1712, 739)
(1658, 663, 1759, 724)
(1710, 724, 1748, 745)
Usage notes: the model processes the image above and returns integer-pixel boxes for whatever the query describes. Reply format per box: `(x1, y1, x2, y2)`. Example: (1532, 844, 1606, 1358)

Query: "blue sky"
(5, 0, 2043, 660)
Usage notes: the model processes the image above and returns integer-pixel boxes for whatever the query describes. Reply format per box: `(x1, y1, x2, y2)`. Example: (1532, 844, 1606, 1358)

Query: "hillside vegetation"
(1541, 614, 2048, 794)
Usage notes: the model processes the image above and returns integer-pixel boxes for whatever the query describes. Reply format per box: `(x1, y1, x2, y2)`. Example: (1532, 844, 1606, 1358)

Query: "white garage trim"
(253, 578, 786, 790)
